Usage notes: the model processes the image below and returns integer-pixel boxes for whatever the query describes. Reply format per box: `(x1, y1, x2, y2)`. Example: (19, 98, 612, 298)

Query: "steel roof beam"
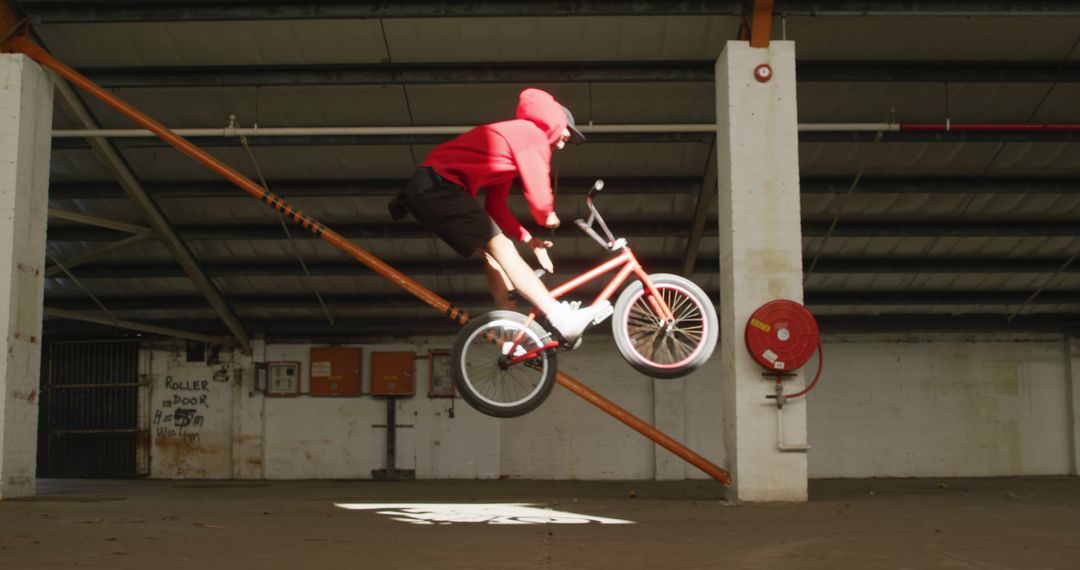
(43, 307, 233, 345)
(21, 1, 1080, 23)
(803, 131, 1080, 143)
(45, 256, 1080, 280)
(74, 61, 1080, 88)
(48, 177, 699, 199)
(44, 234, 151, 277)
(800, 177, 1080, 195)
(47, 207, 153, 235)
(81, 62, 716, 88)
(43, 289, 1080, 312)
(40, 313, 1080, 341)
(51, 132, 715, 149)
(21, 1, 748, 23)
(52, 74, 251, 349)
(50, 128, 1080, 151)
(44, 220, 1080, 242)
(682, 145, 717, 275)
(49, 176, 1080, 200)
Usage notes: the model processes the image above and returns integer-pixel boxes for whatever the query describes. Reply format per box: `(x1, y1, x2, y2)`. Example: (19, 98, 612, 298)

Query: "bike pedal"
(545, 328, 582, 351)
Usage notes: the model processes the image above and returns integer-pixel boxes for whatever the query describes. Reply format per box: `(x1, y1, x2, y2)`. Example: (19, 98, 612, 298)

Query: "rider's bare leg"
(482, 252, 518, 311)
(481, 234, 559, 315)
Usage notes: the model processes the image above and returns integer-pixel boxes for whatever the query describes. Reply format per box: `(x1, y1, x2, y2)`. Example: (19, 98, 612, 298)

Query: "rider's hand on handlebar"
(527, 237, 555, 273)
(543, 212, 560, 229)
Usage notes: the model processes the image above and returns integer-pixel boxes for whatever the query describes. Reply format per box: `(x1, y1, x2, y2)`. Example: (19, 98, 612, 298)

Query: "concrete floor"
(1, 477, 1078, 569)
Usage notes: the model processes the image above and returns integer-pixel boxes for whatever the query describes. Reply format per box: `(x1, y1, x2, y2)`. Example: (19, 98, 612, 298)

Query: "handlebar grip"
(587, 179, 605, 198)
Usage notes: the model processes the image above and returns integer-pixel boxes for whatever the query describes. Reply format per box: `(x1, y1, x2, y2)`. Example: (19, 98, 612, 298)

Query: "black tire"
(451, 310, 558, 418)
(612, 274, 718, 379)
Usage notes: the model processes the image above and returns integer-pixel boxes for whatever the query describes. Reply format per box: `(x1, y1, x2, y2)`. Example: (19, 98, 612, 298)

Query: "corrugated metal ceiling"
(30, 7, 1080, 336)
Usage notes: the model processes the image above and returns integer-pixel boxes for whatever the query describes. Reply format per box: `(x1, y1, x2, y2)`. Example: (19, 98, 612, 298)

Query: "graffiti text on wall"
(154, 375, 211, 446)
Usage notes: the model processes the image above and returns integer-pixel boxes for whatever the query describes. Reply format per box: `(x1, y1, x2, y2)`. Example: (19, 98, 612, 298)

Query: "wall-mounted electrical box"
(310, 347, 361, 396)
(428, 350, 455, 398)
(266, 361, 301, 397)
(370, 351, 415, 396)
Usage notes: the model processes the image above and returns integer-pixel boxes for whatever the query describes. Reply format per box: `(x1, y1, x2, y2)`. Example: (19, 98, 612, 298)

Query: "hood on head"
(516, 88, 569, 145)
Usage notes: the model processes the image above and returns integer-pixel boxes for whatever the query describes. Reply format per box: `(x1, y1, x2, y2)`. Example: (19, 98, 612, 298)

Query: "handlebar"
(573, 179, 623, 251)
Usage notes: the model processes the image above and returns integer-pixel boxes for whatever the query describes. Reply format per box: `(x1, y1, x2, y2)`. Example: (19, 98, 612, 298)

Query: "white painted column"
(715, 41, 807, 502)
(232, 339, 266, 479)
(1067, 335, 1079, 476)
(0, 54, 53, 500)
(653, 378, 686, 479)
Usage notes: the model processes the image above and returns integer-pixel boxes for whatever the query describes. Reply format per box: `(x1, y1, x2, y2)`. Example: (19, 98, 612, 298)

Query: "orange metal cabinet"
(309, 347, 362, 396)
(370, 352, 415, 396)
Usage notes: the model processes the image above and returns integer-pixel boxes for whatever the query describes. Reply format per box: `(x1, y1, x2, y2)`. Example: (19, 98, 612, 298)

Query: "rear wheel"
(451, 310, 558, 418)
(612, 274, 718, 379)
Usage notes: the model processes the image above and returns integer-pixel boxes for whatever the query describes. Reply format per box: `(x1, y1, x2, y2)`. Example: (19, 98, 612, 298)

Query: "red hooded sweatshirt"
(421, 88, 569, 242)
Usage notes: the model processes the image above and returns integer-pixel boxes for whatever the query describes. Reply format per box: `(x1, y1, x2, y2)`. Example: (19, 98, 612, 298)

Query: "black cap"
(562, 106, 586, 144)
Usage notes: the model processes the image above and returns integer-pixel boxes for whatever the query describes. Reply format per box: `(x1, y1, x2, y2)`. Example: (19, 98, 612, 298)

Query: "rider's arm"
(484, 181, 531, 242)
(506, 130, 555, 227)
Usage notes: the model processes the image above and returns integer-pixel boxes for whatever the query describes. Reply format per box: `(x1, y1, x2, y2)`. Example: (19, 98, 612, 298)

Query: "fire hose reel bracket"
(745, 299, 819, 372)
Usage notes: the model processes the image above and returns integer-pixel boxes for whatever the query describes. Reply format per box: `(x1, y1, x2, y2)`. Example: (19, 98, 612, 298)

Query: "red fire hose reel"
(746, 300, 821, 451)
(746, 300, 823, 405)
(745, 299, 819, 371)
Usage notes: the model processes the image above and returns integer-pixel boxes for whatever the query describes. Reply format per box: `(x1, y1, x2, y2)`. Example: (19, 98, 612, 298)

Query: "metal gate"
(37, 340, 150, 478)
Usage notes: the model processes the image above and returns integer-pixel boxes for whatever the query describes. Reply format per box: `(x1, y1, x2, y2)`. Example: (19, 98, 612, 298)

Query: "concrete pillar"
(715, 41, 807, 502)
(232, 339, 266, 479)
(1067, 335, 1079, 476)
(0, 54, 53, 499)
(653, 378, 686, 479)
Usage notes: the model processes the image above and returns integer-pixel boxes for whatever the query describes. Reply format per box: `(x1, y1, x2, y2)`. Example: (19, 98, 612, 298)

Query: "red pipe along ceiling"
(900, 123, 1080, 132)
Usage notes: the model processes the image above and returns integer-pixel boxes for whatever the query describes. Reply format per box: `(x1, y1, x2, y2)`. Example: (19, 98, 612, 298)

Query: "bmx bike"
(451, 180, 719, 418)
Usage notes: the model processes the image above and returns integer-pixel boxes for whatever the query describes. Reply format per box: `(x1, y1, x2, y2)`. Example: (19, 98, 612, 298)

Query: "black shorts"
(403, 168, 501, 257)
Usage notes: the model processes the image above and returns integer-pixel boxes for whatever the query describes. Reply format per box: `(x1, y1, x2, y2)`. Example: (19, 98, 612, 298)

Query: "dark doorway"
(37, 340, 149, 478)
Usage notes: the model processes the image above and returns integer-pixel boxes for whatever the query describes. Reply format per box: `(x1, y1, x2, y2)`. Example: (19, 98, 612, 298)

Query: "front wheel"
(451, 310, 558, 418)
(612, 274, 718, 379)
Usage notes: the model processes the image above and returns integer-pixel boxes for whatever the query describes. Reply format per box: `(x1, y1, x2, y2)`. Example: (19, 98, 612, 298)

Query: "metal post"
(386, 397, 397, 481)
(11, 33, 731, 485)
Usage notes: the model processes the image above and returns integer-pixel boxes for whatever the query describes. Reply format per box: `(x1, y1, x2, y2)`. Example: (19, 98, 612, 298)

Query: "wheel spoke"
(619, 283, 712, 369)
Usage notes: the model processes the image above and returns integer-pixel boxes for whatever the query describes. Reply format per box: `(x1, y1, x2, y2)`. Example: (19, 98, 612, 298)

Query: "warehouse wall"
(141, 332, 1076, 480)
(146, 344, 236, 479)
(145, 337, 501, 480)
(809, 333, 1075, 478)
(499, 344, 725, 479)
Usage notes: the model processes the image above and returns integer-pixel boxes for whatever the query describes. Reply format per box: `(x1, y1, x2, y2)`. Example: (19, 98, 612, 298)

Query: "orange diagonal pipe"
(13, 34, 731, 485)
(750, 0, 774, 49)
(556, 372, 731, 484)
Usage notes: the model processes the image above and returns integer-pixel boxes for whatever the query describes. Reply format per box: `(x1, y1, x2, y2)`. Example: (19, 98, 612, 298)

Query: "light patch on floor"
(333, 502, 635, 525)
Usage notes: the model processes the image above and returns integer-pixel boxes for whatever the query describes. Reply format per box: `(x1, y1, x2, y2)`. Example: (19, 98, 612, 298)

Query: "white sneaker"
(546, 300, 613, 346)
(502, 342, 527, 358)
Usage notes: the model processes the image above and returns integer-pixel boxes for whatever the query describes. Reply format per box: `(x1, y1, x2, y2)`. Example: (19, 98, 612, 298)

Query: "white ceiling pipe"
(50, 122, 902, 138)
(799, 122, 899, 132)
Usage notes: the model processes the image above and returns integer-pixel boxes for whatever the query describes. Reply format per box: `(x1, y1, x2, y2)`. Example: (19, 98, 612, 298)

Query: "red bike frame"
(503, 247, 675, 367)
